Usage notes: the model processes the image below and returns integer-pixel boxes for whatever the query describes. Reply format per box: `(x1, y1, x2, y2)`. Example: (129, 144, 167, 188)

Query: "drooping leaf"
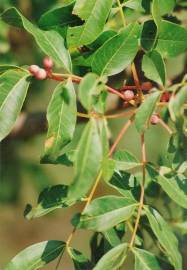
(72, 195, 137, 231)
(169, 86, 187, 122)
(0, 69, 30, 141)
(145, 206, 182, 270)
(93, 243, 128, 270)
(92, 23, 140, 76)
(1, 7, 72, 72)
(142, 50, 166, 85)
(68, 247, 93, 270)
(105, 171, 139, 200)
(102, 158, 115, 181)
(135, 91, 161, 133)
(3, 241, 66, 270)
(156, 20, 187, 57)
(103, 228, 121, 247)
(133, 248, 162, 270)
(38, 1, 80, 30)
(0, 65, 27, 74)
(113, 150, 141, 171)
(24, 185, 75, 220)
(67, 0, 113, 47)
(146, 163, 187, 209)
(68, 119, 102, 200)
(42, 79, 77, 163)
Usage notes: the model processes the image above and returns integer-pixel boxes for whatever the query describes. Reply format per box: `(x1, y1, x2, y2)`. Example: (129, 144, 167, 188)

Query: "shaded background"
(0, 0, 187, 269)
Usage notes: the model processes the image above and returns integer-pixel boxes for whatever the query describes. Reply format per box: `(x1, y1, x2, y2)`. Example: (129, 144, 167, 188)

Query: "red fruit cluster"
(160, 92, 171, 102)
(28, 56, 54, 80)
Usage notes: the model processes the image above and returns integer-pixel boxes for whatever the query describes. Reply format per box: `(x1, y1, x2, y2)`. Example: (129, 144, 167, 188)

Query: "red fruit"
(142, 82, 152, 91)
(29, 65, 40, 75)
(43, 56, 54, 70)
(160, 92, 171, 102)
(35, 68, 47, 80)
(150, 113, 160, 125)
(123, 90, 135, 101)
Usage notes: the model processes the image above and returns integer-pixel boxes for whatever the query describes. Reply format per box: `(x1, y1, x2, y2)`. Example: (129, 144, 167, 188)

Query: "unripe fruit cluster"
(28, 56, 54, 80)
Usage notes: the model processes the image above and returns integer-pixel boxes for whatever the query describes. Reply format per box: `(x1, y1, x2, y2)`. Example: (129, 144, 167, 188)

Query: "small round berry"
(35, 68, 47, 80)
(43, 56, 54, 70)
(123, 90, 135, 101)
(150, 113, 160, 125)
(29, 65, 40, 75)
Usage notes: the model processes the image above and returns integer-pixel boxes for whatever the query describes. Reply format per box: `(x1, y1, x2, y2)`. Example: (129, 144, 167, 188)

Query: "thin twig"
(159, 118, 174, 135)
(129, 133, 146, 248)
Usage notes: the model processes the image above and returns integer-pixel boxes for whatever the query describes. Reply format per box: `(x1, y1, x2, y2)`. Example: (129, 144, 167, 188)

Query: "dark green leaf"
(67, 0, 113, 47)
(135, 91, 161, 133)
(68, 247, 93, 270)
(3, 241, 66, 270)
(141, 20, 157, 51)
(92, 23, 140, 76)
(103, 228, 121, 247)
(0, 69, 30, 141)
(106, 171, 139, 200)
(68, 119, 102, 200)
(72, 195, 137, 231)
(1, 7, 72, 72)
(42, 79, 77, 163)
(38, 1, 80, 30)
(93, 243, 128, 270)
(145, 206, 182, 270)
(24, 185, 75, 219)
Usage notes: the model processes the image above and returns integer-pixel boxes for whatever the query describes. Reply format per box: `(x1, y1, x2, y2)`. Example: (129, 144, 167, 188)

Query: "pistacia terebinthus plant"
(0, 0, 187, 269)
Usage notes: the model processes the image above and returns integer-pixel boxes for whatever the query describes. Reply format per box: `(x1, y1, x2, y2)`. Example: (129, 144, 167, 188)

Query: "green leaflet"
(169, 86, 187, 122)
(113, 150, 141, 171)
(146, 163, 187, 209)
(42, 79, 77, 163)
(67, 0, 113, 47)
(157, 0, 176, 15)
(0, 69, 30, 141)
(0, 64, 27, 74)
(68, 118, 102, 200)
(156, 20, 187, 57)
(72, 195, 137, 231)
(135, 91, 161, 133)
(93, 243, 128, 270)
(38, 1, 80, 30)
(142, 50, 166, 86)
(124, 0, 145, 12)
(24, 185, 75, 220)
(67, 247, 93, 270)
(3, 241, 66, 270)
(78, 73, 107, 113)
(1, 7, 72, 72)
(133, 248, 162, 270)
(145, 206, 182, 270)
(141, 19, 187, 57)
(92, 23, 140, 76)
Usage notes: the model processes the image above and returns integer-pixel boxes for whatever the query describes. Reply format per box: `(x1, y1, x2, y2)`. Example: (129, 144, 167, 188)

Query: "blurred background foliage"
(0, 0, 187, 269)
